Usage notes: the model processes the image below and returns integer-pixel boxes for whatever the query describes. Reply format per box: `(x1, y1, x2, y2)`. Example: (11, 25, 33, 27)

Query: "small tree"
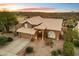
(0, 11, 18, 33)
(51, 50, 59, 56)
(63, 28, 79, 42)
(74, 40, 79, 47)
(63, 41, 74, 56)
(63, 17, 77, 28)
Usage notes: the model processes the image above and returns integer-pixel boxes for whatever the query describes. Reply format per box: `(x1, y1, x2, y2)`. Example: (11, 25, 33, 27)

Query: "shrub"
(26, 47, 33, 53)
(74, 40, 79, 47)
(0, 36, 8, 45)
(57, 49, 62, 55)
(7, 37, 13, 42)
(63, 41, 74, 56)
(31, 38, 35, 42)
(7, 31, 13, 33)
(51, 50, 59, 56)
(0, 29, 2, 32)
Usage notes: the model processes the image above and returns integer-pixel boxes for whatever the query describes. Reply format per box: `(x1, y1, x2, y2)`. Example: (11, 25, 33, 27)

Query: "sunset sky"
(0, 3, 79, 12)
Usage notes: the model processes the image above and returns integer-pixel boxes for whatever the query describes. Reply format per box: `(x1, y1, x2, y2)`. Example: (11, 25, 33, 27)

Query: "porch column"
(55, 31, 60, 40)
(35, 33, 37, 40)
(34, 31, 38, 40)
(42, 30, 44, 40)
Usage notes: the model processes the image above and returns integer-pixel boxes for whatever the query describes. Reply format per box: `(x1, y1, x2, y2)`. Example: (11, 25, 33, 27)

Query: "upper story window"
(24, 24, 28, 28)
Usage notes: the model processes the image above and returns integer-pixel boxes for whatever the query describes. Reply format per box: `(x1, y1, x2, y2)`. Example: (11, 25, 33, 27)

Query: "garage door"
(19, 33, 32, 39)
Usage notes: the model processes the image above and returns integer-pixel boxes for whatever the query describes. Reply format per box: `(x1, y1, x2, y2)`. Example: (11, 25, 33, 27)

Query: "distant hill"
(17, 12, 79, 20)
(0, 10, 79, 20)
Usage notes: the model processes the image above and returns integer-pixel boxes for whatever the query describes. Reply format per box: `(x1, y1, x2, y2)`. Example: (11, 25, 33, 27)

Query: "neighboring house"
(16, 16, 63, 40)
(75, 22, 79, 37)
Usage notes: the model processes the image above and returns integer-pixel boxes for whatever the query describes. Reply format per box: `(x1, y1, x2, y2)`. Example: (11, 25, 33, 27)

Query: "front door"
(37, 30, 42, 40)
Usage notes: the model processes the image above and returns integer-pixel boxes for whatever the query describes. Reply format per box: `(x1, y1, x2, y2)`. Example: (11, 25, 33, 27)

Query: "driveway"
(0, 33, 30, 56)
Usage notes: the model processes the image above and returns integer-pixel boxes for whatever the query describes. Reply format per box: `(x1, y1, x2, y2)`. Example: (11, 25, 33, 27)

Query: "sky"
(0, 3, 79, 12)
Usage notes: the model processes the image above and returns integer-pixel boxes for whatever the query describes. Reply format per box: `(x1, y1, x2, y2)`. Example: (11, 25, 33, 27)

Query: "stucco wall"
(18, 30, 60, 40)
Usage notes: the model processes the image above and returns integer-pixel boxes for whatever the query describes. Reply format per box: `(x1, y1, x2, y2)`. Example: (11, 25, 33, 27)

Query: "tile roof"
(17, 16, 63, 35)
(17, 27, 36, 35)
(33, 17, 63, 31)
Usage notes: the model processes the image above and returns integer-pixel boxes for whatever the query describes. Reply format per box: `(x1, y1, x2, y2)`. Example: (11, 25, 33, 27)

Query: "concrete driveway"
(0, 37, 30, 56)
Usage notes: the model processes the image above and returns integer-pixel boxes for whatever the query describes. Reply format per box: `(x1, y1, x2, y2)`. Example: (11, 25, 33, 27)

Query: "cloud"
(0, 3, 79, 12)
(0, 4, 15, 6)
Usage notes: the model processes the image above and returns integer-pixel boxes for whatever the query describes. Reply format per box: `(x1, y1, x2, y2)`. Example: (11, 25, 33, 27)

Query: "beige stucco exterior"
(17, 29, 61, 40)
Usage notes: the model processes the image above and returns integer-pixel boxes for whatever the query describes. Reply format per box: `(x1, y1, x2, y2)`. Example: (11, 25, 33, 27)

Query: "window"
(48, 31, 55, 39)
(24, 24, 28, 28)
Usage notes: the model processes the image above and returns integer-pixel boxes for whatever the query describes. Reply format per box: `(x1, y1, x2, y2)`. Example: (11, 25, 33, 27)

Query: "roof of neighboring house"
(0, 39, 30, 56)
(75, 22, 79, 31)
(17, 27, 36, 35)
(34, 18, 63, 31)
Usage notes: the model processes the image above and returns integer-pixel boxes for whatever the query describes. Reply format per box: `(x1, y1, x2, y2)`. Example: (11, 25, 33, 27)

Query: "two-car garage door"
(18, 33, 33, 39)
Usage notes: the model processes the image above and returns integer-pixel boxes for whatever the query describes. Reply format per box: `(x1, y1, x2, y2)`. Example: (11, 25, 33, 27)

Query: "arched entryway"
(37, 30, 42, 40)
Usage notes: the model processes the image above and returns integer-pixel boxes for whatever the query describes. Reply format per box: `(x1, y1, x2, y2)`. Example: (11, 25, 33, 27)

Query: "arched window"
(48, 31, 55, 39)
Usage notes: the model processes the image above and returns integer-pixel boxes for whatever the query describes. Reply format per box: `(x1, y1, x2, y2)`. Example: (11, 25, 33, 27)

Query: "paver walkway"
(26, 40, 64, 56)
